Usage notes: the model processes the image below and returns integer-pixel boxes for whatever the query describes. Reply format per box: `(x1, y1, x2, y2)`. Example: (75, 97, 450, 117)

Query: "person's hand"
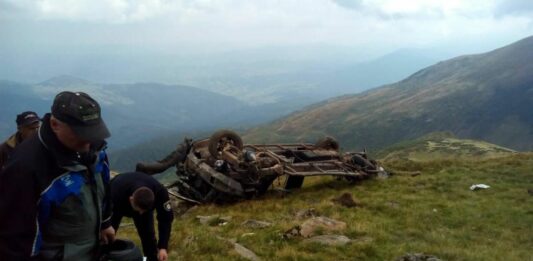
(158, 249, 168, 261)
(100, 226, 115, 245)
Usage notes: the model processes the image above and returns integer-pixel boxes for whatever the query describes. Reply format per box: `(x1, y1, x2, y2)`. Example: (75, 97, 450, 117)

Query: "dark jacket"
(110, 172, 173, 251)
(0, 113, 112, 261)
(0, 133, 19, 171)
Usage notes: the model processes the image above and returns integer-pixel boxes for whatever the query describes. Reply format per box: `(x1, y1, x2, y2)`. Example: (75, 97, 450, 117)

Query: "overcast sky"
(1, 0, 532, 82)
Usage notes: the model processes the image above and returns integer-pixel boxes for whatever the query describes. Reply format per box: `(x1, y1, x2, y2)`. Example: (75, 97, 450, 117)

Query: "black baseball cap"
(51, 91, 111, 142)
(16, 111, 40, 127)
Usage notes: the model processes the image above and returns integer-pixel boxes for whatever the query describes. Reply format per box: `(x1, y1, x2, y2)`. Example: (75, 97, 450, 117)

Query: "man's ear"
(50, 117, 59, 132)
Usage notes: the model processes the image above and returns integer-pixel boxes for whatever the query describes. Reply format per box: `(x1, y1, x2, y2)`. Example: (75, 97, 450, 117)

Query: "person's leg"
(133, 211, 157, 261)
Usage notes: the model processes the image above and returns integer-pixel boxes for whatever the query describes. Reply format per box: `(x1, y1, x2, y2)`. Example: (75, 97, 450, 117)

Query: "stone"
(304, 235, 351, 246)
(179, 205, 199, 220)
(234, 243, 261, 261)
(351, 236, 373, 244)
(241, 233, 256, 238)
(377, 171, 390, 179)
(171, 198, 197, 217)
(241, 219, 273, 229)
(196, 215, 232, 226)
(282, 226, 301, 239)
(300, 216, 347, 237)
(395, 253, 442, 261)
(331, 192, 359, 208)
(410, 172, 421, 177)
(217, 237, 260, 260)
(295, 208, 320, 219)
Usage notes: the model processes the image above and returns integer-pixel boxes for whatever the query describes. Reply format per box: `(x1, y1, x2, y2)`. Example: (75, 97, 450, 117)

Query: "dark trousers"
(111, 211, 158, 261)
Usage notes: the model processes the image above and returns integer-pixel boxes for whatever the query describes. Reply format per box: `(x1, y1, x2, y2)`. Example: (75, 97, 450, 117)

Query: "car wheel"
(315, 136, 340, 151)
(208, 129, 244, 159)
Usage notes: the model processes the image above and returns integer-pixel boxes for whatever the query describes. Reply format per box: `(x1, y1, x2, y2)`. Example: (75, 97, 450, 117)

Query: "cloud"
(330, 0, 495, 20)
(331, 0, 363, 10)
(0, 0, 179, 23)
(495, 0, 533, 17)
(0, 0, 499, 23)
(0, 0, 532, 53)
(0, 0, 29, 18)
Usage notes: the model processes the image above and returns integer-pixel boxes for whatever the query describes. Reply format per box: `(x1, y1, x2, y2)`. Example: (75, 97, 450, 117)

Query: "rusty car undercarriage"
(136, 130, 386, 204)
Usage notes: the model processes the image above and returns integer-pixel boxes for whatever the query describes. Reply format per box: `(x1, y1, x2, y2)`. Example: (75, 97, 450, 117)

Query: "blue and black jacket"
(0, 113, 112, 261)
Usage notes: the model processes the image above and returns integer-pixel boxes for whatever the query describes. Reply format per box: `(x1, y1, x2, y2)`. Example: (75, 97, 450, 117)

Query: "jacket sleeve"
(0, 143, 10, 171)
(155, 186, 174, 249)
(0, 159, 40, 260)
(100, 151, 113, 229)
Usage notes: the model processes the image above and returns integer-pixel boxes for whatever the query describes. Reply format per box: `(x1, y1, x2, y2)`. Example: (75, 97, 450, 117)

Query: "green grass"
(375, 132, 516, 162)
(117, 153, 533, 260)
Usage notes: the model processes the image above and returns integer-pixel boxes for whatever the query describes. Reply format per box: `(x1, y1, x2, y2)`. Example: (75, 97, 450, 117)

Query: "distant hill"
(0, 77, 292, 149)
(194, 48, 443, 105)
(376, 132, 516, 162)
(244, 36, 533, 152)
(316, 49, 441, 95)
(0, 46, 442, 107)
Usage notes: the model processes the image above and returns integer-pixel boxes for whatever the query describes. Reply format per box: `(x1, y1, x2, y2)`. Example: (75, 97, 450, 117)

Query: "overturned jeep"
(136, 130, 385, 204)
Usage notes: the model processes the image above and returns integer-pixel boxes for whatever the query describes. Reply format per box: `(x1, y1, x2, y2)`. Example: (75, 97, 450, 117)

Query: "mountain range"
(185, 48, 444, 105)
(0, 47, 444, 106)
(0, 47, 443, 152)
(3, 36, 531, 171)
(244, 35, 533, 152)
(0, 76, 299, 149)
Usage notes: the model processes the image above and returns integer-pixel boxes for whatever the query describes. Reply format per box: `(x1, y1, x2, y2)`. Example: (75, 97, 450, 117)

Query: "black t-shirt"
(110, 172, 173, 249)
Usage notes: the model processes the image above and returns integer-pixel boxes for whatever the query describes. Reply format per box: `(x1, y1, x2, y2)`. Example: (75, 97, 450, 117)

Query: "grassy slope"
(376, 132, 517, 162)
(243, 36, 533, 152)
(117, 153, 533, 260)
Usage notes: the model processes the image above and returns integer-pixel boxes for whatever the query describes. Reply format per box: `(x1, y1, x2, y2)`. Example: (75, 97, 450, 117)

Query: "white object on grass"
(470, 184, 490, 191)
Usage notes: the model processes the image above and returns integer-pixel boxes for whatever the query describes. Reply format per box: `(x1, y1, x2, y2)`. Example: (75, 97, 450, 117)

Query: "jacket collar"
(5, 133, 19, 148)
(38, 113, 107, 168)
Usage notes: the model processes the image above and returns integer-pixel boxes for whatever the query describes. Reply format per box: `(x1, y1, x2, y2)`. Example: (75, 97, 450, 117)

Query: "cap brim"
(70, 119, 111, 143)
(21, 118, 41, 127)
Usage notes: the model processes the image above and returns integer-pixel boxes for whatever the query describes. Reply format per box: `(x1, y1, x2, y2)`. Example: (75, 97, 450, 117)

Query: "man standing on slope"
(111, 171, 174, 261)
(0, 91, 115, 260)
(0, 111, 41, 170)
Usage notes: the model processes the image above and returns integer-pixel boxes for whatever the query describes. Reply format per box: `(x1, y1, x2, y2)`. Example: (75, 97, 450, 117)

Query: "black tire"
(285, 176, 305, 190)
(316, 136, 340, 151)
(105, 239, 143, 261)
(257, 175, 278, 195)
(351, 154, 376, 171)
(208, 130, 244, 159)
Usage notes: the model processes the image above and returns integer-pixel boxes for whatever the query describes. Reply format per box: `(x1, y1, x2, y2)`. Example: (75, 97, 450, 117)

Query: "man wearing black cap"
(0, 91, 115, 261)
(111, 172, 174, 261)
(0, 111, 40, 170)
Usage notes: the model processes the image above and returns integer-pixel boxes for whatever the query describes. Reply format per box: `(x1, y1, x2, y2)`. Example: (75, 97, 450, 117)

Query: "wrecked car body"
(136, 130, 385, 204)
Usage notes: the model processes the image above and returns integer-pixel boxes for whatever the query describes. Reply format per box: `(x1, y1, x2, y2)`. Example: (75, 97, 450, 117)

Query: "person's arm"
(155, 187, 174, 250)
(0, 143, 10, 171)
(99, 151, 115, 243)
(0, 159, 40, 260)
